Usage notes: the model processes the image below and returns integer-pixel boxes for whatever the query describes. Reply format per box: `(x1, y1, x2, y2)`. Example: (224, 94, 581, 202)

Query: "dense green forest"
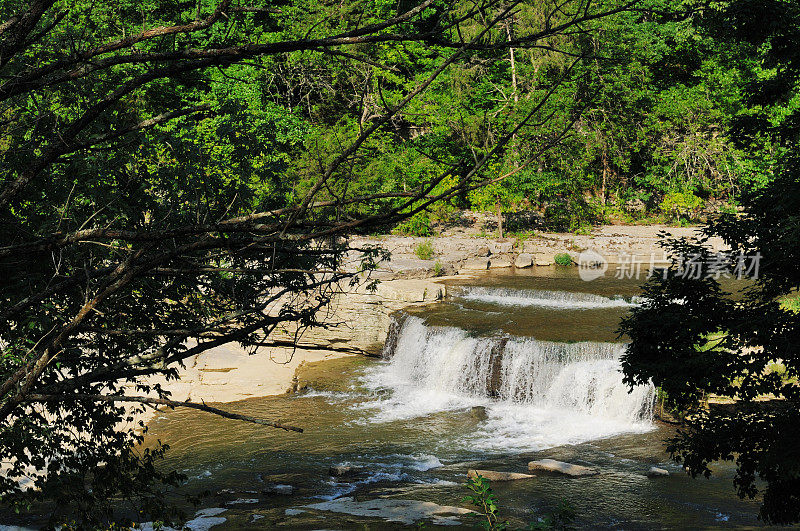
(148, 0, 786, 233)
(4, 0, 784, 236)
(15, 0, 778, 235)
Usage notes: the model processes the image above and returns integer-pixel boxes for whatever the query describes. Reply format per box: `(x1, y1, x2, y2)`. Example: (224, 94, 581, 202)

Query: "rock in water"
(646, 466, 669, 478)
(527, 459, 598, 476)
(263, 484, 295, 495)
(470, 406, 488, 421)
(514, 253, 533, 268)
(468, 469, 535, 481)
(329, 465, 360, 477)
(303, 497, 475, 526)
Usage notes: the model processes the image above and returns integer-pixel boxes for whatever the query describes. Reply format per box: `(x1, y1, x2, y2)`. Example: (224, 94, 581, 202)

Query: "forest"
(2, 0, 785, 235)
(1, 0, 799, 527)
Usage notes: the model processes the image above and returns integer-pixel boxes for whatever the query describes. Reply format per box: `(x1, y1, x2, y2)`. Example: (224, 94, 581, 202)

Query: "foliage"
(434, 260, 445, 277)
(415, 240, 435, 260)
(463, 474, 507, 530)
(659, 191, 704, 223)
(554, 253, 573, 266)
(395, 212, 433, 237)
(780, 294, 800, 313)
(621, 1, 800, 523)
(463, 475, 576, 530)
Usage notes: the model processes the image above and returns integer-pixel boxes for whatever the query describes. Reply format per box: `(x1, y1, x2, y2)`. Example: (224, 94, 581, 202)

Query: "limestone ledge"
(139, 278, 445, 412)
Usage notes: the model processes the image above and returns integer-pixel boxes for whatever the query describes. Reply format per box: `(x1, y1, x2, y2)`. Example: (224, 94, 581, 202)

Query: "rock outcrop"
(140, 222, 730, 420)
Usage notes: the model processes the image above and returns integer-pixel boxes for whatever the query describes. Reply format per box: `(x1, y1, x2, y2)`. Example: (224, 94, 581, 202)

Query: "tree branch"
(25, 393, 303, 432)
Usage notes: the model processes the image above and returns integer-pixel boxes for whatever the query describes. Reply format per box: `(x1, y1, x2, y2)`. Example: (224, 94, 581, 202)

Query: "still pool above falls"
(139, 272, 764, 529)
(450, 285, 643, 309)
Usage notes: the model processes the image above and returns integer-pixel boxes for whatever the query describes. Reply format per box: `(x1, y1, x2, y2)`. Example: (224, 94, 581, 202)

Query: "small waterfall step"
(451, 286, 640, 309)
(380, 315, 655, 424)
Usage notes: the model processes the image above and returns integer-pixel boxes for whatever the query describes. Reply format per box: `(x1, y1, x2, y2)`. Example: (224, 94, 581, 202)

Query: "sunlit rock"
(528, 459, 598, 476)
(468, 469, 535, 481)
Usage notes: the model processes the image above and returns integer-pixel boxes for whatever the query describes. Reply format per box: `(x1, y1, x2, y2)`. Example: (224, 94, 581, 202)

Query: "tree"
(0, 0, 629, 525)
(620, 0, 800, 523)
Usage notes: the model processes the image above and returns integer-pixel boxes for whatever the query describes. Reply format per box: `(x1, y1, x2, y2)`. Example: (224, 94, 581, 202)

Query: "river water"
(142, 268, 764, 528)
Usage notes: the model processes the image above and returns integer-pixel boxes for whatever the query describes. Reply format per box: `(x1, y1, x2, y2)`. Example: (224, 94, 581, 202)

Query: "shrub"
(415, 240, 435, 260)
(659, 191, 703, 223)
(510, 230, 536, 249)
(393, 211, 432, 236)
(464, 474, 577, 530)
(554, 253, 573, 266)
(780, 294, 800, 313)
(464, 474, 505, 530)
(433, 260, 444, 276)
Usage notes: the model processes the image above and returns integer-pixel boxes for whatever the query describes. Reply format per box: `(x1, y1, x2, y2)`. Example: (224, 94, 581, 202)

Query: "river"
(142, 268, 764, 528)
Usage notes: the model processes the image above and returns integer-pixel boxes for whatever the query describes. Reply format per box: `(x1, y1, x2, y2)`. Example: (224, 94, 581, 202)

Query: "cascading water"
(360, 314, 655, 451)
(452, 286, 641, 309)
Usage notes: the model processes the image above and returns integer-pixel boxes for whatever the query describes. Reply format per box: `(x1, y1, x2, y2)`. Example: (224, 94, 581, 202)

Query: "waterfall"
(373, 315, 654, 425)
(452, 286, 640, 309)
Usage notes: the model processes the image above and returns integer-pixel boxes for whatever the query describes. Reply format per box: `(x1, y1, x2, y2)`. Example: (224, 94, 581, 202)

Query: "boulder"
(489, 241, 514, 254)
(514, 253, 533, 268)
(462, 258, 490, 271)
(475, 246, 490, 257)
(263, 484, 295, 495)
(470, 406, 488, 421)
(527, 459, 598, 477)
(468, 469, 535, 482)
(329, 465, 361, 477)
(489, 259, 512, 269)
(646, 466, 669, 478)
(534, 255, 554, 266)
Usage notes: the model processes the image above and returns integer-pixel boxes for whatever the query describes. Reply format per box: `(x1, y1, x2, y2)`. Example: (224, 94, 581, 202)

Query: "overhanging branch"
(25, 393, 303, 432)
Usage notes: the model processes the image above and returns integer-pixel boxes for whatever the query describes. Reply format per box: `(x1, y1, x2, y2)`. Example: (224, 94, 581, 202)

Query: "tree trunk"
(496, 199, 503, 238)
(601, 149, 609, 205)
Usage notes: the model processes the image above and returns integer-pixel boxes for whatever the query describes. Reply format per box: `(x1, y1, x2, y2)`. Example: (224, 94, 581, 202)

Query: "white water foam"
(454, 286, 640, 309)
(359, 316, 655, 451)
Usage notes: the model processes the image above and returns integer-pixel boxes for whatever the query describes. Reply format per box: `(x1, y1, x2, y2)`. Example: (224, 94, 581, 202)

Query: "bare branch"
(25, 393, 303, 432)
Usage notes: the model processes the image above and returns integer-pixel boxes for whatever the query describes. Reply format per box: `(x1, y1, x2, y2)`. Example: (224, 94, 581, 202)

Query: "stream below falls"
(141, 268, 764, 529)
